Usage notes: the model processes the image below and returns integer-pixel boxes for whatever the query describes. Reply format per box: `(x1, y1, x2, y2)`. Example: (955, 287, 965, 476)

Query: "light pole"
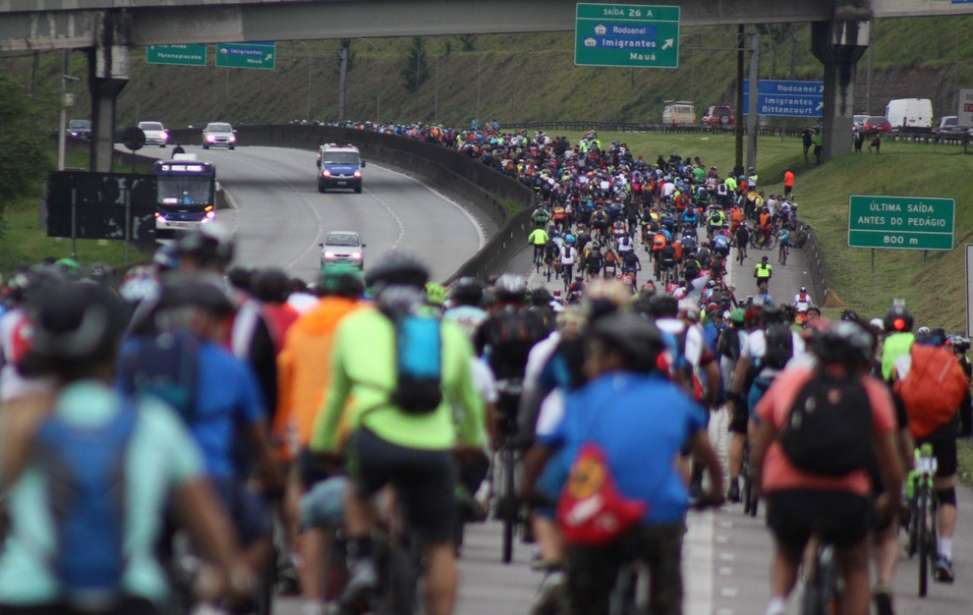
(57, 51, 80, 171)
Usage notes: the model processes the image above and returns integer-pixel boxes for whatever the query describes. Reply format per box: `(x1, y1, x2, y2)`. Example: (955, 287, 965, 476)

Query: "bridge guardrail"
(167, 125, 536, 282)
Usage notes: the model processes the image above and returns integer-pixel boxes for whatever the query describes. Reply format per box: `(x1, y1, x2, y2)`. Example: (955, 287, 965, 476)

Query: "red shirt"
(784, 171, 795, 188)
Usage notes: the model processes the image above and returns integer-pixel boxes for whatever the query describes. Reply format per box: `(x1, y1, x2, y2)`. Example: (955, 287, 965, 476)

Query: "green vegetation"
(960, 439, 973, 488)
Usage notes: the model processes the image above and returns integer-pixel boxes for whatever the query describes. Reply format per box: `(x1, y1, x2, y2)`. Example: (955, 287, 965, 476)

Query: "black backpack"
(118, 330, 199, 424)
(486, 308, 546, 381)
(778, 372, 875, 477)
(762, 323, 794, 370)
(718, 327, 742, 361)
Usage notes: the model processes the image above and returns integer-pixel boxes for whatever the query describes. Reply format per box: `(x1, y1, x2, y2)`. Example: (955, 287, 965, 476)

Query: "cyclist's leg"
(640, 523, 685, 615)
(565, 541, 623, 615)
(928, 425, 959, 575)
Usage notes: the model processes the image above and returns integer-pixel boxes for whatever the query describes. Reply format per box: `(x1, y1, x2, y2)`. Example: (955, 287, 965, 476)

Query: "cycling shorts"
(349, 428, 456, 544)
(915, 420, 958, 479)
(767, 490, 872, 555)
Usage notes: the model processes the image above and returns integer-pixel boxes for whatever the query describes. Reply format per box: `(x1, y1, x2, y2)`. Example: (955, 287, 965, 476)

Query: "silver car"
(138, 121, 169, 147)
(202, 122, 236, 150)
(320, 231, 365, 269)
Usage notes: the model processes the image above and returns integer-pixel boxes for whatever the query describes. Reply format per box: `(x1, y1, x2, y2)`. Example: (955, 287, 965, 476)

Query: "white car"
(202, 122, 236, 149)
(320, 231, 365, 269)
(138, 121, 169, 147)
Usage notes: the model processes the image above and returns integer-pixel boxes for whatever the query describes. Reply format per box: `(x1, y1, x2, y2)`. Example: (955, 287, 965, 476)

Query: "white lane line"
(374, 162, 487, 250)
(684, 509, 715, 615)
(362, 185, 406, 251)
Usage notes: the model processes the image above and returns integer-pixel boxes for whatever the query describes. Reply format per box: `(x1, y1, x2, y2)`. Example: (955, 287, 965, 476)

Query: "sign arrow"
(661, 38, 674, 50)
(816, 101, 823, 112)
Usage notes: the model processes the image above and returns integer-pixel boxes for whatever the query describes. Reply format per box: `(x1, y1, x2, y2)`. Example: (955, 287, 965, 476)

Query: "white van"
(662, 100, 696, 126)
(885, 98, 933, 132)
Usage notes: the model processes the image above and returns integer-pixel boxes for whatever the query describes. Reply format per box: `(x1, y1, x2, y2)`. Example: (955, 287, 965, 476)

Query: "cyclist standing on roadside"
(752, 322, 904, 615)
(310, 253, 486, 615)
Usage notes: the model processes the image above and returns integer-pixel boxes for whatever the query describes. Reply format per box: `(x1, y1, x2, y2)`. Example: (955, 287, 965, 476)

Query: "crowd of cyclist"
(0, 136, 970, 615)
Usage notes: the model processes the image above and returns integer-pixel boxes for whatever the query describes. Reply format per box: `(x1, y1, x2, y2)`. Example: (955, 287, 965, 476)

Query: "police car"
(317, 144, 365, 193)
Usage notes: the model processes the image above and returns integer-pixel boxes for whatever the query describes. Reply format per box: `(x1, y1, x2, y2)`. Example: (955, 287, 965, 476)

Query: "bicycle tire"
(800, 584, 825, 615)
(907, 494, 919, 557)
(378, 541, 419, 615)
(918, 488, 929, 597)
(502, 448, 516, 564)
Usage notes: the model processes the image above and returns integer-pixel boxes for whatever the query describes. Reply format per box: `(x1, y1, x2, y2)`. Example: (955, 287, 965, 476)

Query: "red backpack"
(556, 444, 646, 545)
(895, 345, 969, 439)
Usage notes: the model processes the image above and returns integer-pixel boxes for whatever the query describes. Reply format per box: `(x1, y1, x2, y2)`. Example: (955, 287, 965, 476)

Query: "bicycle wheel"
(502, 447, 516, 564)
(918, 487, 929, 597)
(378, 540, 419, 615)
(906, 494, 919, 557)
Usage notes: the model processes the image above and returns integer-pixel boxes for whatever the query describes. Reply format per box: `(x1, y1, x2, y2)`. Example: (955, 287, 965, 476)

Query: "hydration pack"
(118, 330, 199, 424)
(762, 323, 794, 370)
(390, 312, 444, 414)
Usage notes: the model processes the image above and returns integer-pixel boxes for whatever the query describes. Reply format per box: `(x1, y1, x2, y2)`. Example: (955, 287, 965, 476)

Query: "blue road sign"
(216, 41, 276, 70)
(742, 79, 824, 118)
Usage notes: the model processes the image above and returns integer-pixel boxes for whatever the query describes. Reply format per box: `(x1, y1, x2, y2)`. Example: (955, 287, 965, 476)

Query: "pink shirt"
(757, 368, 895, 496)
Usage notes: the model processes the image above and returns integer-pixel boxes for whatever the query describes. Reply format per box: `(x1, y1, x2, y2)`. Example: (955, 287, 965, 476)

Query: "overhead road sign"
(146, 44, 207, 67)
(742, 79, 823, 118)
(574, 3, 680, 69)
(848, 195, 955, 251)
(216, 41, 276, 70)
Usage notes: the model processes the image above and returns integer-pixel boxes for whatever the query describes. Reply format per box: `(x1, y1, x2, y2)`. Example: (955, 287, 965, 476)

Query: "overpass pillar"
(88, 11, 131, 172)
(812, 16, 869, 161)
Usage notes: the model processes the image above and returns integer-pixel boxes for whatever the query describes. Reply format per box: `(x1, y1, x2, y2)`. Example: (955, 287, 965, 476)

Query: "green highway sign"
(216, 42, 277, 70)
(848, 195, 955, 251)
(574, 3, 680, 69)
(146, 44, 207, 67)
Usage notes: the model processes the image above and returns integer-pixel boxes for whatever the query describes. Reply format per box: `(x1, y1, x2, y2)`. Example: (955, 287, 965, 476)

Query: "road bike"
(800, 538, 839, 615)
(494, 380, 524, 565)
(750, 228, 778, 250)
(778, 240, 790, 266)
(905, 443, 938, 597)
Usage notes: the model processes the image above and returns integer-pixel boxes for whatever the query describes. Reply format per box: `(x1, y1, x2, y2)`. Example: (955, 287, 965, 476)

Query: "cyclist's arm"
(447, 329, 487, 449)
(310, 326, 353, 454)
(0, 390, 54, 491)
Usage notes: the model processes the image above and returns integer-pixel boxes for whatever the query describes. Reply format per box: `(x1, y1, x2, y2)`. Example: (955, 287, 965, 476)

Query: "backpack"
(895, 345, 969, 439)
(778, 372, 874, 477)
(486, 308, 546, 381)
(761, 324, 793, 370)
(35, 403, 137, 600)
(718, 327, 741, 361)
(389, 312, 444, 414)
(120, 331, 199, 423)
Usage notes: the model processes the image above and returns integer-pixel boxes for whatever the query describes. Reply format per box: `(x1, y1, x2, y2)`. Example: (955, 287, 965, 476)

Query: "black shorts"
(729, 400, 749, 434)
(767, 490, 872, 556)
(916, 420, 958, 479)
(349, 428, 456, 544)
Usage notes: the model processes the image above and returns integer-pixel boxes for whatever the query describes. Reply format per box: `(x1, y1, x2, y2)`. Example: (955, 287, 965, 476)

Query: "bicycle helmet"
(810, 321, 873, 369)
(729, 308, 746, 325)
(883, 303, 914, 333)
(589, 311, 664, 373)
(426, 282, 447, 307)
(252, 268, 291, 304)
(159, 273, 236, 318)
(317, 263, 364, 298)
(365, 251, 429, 289)
(494, 273, 528, 303)
(529, 287, 553, 308)
(54, 258, 81, 279)
(153, 244, 180, 272)
(175, 223, 236, 268)
(449, 277, 483, 307)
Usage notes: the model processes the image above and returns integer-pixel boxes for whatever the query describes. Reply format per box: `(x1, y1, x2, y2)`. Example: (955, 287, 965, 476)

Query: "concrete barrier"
(169, 125, 535, 281)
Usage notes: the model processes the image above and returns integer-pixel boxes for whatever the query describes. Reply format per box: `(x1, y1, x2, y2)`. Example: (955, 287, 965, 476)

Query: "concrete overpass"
(1, 0, 966, 171)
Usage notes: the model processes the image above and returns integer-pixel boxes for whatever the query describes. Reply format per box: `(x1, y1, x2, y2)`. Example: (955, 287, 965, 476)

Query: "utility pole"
(306, 56, 313, 120)
(337, 41, 349, 122)
(734, 24, 745, 177)
(865, 19, 875, 113)
(57, 51, 70, 171)
(747, 28, 760, 174)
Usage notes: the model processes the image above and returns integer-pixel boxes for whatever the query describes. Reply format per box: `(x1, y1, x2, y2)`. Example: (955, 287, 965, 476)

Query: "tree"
(0, 75, 49, 215)
(401, 36, 430, 93)
(756, 23, 798, 79)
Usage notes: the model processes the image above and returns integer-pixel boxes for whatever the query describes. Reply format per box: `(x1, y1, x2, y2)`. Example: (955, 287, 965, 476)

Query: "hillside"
(3, 14, 973, 130)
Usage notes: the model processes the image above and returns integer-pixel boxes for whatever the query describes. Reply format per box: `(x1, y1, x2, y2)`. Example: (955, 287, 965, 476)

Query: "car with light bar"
(320, 230, 365, 269)
(138, 121, 169, 147)
(317, 143, 365, 193)
(153, 154, 217, 236)
(202, 122, 236, 149)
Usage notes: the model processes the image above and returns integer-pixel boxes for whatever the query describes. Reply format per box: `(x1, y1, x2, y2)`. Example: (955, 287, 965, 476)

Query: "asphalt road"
(177, 145, 488, 282)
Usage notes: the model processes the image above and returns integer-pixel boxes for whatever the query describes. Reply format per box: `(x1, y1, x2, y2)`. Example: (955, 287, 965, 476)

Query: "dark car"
(67, 119, 91, 142)
(702, 105, 734, 128)
(862, 116, 892, 135)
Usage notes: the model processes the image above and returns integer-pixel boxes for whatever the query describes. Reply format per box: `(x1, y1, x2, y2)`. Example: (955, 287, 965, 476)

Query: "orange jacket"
(274, 297, 361, 457)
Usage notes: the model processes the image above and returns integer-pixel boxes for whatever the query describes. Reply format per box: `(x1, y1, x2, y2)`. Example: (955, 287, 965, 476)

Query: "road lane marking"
(362, 186, 406, 250)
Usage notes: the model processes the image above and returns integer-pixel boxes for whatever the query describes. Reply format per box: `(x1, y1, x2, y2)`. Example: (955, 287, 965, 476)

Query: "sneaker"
(727, 479, 740, 504)
(934, 555, 955, 583)
(340, 559, 379, 609)
(873, 589, 895, 615)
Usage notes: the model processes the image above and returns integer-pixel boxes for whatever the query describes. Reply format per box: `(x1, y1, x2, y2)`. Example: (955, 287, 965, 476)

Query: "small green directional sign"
(574, 3, 680, 69)
(216, 42, 277, 70)
(146, 44, 207, 67)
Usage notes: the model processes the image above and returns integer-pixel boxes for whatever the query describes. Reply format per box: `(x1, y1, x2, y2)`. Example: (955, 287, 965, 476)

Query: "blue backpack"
(390, 313, 444, 414)
(118, 330, 199, 424)
(36, 404, 136, 601)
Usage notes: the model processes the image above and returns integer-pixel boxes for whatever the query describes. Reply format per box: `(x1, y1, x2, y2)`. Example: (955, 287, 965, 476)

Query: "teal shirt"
(0, 382, 204, 605)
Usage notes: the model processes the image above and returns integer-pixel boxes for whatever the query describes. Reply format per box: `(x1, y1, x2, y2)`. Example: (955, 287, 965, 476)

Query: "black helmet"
(175, 223, 235, 268)
(450, 277, 483, 306)
(589, 312, 664, 373)
(494, 273, 528, 302)
(252, 268, 291, 304)
(811, 321, 873, 368)
(529, 287, 553, 308)
(317, 263, 364, 298)
(883, 303, 914, 333)
(26, 281, 127, 370)
(159, 273, 236, 318)
(646, 294, 678, 319)
(365, 251, 429, 289)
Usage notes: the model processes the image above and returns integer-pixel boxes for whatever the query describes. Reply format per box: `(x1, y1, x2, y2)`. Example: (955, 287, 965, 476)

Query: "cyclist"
(528, 225, 551, 267)
(793, 287, 813, 311)
(543, 237, 561, 279)
(751, 322, 904, 615)
(0, 281, 254, 614)
(754, 256, 773, 293)
(532, 312, 724, 615)
(531, 205, 552, 228)
(735, 223, 750, 262)
(310, 252, 487, 615)
(559, 239, 578, 287)
(880, 302, 915, 382)
(777, 226, 791, 264)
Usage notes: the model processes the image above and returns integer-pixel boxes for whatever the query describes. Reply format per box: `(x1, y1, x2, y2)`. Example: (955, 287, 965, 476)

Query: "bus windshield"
(157, 175, 214, 206)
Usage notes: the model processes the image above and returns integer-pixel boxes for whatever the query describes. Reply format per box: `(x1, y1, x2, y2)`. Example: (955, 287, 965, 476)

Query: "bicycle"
(800, 538, 839, 615)
(750, 228, 778, 251)
(905, 443, 938, 597)
(778, 240, 790, 266)
(495, 381, 524, 565)
(533, 246, 545, 273)
(741, 440, 758, 517)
